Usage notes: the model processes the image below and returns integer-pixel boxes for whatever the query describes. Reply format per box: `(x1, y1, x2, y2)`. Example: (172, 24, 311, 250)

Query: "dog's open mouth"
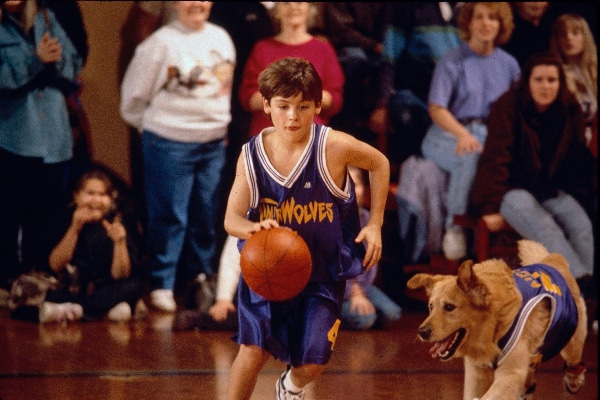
(429, 328, 466, 360)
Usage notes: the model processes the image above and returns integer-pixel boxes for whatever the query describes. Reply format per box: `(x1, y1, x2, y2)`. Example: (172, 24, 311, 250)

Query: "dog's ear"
(406, 273, 445, 296)
(457, 260, 488, 307)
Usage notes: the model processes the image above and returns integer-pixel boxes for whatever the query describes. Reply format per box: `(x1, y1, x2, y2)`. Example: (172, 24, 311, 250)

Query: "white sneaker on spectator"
(107, 302, 132, 322)
(150, 289, 176, 313)
(39, 302, 83, 323)
(442, 227, 466, 260)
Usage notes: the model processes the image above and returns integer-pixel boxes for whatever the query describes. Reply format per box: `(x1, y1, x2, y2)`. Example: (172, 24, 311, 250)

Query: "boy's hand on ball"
(250, 219, 280, 235)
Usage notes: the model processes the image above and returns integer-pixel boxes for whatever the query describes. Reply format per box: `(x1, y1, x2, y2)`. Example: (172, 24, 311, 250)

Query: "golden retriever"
(406, 240, 587, 400)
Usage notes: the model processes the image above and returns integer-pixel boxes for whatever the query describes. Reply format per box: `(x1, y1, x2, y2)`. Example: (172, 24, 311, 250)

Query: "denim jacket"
(0, 8, 82, 163)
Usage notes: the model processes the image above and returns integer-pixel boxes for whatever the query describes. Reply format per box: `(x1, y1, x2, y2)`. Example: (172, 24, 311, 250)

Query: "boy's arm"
(327, 130, 390, 269)
(224, 154, 279, 239)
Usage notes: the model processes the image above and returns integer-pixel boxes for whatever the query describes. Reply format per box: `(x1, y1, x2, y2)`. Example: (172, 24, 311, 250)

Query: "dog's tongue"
(429, 339, 450, 359)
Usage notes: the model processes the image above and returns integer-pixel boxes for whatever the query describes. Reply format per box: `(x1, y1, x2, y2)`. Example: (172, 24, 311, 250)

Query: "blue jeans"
(341, 285, 402, 330)
(421, 121, 487, 228)
(500, 189, 594, 279)
(143, 131, 226, 291)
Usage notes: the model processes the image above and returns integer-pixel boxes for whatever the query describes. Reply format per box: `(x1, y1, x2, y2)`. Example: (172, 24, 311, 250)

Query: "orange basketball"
(240, 227, 312, 301)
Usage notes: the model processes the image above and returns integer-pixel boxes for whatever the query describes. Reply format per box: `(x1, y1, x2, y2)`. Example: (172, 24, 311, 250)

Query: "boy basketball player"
(224, 57, 389, 400)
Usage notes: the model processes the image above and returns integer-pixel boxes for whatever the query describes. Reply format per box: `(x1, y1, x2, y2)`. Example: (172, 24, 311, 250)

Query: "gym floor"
(0, 303, 597, 400)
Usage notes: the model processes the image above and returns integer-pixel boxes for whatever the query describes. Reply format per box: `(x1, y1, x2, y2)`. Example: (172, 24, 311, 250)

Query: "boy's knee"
(239, 344, 270, 361)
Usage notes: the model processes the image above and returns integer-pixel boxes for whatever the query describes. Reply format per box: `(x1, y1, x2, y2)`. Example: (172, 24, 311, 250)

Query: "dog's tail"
(518, 239, 550, 266)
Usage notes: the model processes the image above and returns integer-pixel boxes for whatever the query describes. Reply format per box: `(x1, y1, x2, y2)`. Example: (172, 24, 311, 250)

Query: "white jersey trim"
(317, 126, 351, 201)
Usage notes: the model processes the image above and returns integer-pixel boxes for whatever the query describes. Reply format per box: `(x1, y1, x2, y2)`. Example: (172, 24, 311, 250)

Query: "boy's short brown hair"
(258, 57, 323, 104)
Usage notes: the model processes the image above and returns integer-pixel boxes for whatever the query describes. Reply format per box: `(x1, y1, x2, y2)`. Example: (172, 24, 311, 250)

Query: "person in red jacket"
(238, 2, 344, 139)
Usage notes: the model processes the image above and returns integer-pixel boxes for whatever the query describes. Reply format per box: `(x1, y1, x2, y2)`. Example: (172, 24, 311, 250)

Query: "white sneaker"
(275, 368, 305, 400)
(39, 302, 83, 323)
(442, 227, 466, 260)
(150, 289, 176, 313)
(107, 302, 132, 322)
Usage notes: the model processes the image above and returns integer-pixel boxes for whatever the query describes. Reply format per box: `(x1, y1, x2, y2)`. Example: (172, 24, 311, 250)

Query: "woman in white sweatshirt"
(120, 1, 235, 312)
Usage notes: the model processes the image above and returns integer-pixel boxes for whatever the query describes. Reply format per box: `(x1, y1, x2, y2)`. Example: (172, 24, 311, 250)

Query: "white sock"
(283, 369, 303, 393)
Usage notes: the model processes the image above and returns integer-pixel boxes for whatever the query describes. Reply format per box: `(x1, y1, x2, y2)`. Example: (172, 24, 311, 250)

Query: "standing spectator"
(0, 0, 83, 289)
(368, 2, 461, 164)
(323, 3, 391, 145)
(470, 52, 595, 285)
(238, 2, 344, 138)
(120, 1, 235, 313)
(420, 2, 520, 261)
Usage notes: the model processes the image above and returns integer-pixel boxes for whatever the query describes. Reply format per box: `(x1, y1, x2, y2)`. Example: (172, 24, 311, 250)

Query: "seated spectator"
(420, 2, 520, 261)
(323, 3, 391, 145)
(11, 169, 145, 323)
(368, 2, 461, 163)
(341, 167, 401, 330)
(238, 2, 344, 138)
(470, 52, 595, 289)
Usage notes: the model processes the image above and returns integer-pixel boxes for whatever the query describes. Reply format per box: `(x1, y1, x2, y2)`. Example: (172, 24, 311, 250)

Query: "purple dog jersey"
(497, 263, 578, 365)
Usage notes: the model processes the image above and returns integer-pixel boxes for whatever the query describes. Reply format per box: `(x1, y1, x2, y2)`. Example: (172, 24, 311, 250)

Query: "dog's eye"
(444, 303, 455, 312)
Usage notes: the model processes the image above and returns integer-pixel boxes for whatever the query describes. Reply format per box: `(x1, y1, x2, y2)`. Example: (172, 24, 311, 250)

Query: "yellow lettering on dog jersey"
(514, 270, 562, 295)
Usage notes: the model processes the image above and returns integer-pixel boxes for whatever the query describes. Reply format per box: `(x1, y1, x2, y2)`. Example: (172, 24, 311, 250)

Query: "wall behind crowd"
(78, 2, 131, 183)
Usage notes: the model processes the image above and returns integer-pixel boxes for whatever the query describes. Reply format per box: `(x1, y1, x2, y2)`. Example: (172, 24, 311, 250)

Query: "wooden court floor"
(0, 301, 597, 400)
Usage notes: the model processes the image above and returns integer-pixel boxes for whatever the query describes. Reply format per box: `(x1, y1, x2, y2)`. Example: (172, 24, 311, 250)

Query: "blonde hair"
(456, 2, 514, 46)
(550, 13, 598, 99)
(269, 2, 318, 34)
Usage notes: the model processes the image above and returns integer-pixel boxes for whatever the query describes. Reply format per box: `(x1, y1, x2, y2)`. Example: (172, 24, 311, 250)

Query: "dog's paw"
(563, 362, 586, 394)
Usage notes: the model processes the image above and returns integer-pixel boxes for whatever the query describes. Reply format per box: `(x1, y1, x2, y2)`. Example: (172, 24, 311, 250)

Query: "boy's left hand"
(354, 224, 382, 270)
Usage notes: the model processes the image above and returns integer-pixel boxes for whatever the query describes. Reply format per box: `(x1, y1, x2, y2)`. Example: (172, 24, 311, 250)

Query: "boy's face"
(174, 1, 213, 30)
(264, 93, 321, 138)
